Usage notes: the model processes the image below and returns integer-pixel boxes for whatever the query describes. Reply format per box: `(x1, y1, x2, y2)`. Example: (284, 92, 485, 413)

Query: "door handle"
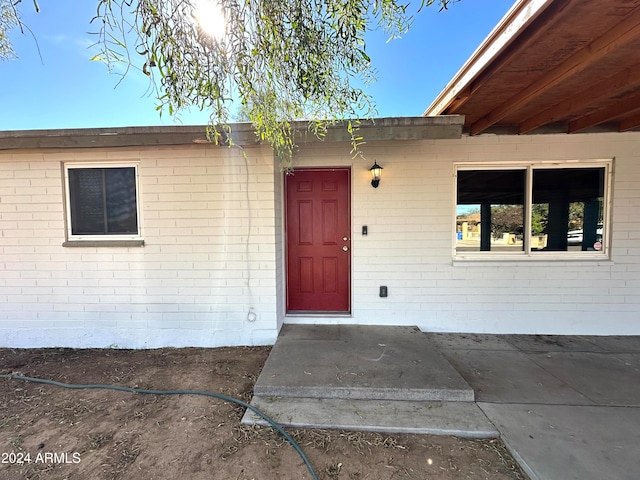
(342, 245, 349, 252)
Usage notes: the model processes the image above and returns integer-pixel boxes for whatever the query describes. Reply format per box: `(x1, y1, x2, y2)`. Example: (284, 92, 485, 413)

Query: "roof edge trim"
(0, 116, 465, 150)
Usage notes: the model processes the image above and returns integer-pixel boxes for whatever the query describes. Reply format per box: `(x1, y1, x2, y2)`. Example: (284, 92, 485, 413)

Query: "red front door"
(285, 168, 351, 312)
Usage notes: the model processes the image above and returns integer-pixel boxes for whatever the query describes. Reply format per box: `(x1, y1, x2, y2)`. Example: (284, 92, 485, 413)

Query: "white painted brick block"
(4, 133, 640, 344)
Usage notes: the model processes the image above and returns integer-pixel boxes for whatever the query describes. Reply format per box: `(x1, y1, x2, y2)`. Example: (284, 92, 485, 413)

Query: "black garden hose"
(1, 373, 319, 480)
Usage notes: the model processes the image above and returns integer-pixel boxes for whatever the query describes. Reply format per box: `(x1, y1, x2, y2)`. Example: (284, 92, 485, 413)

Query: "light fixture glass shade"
(369, 161, 382, 188)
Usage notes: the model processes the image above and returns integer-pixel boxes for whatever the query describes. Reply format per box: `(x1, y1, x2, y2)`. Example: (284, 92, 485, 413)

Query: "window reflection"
(456, 166, 606, 255)
(531, 168, 604, 252)
(456, 170, 525, 253)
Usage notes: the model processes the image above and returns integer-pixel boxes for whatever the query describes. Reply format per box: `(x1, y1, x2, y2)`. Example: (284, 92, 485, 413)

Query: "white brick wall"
(273, 157, 286, 331)
(0, 144, 279, 348)
(287, 131, 640, 335)
(2, 130, 639, 347)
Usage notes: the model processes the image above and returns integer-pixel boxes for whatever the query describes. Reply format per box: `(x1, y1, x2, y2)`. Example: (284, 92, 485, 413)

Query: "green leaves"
(89, 0, 453, 169)
(0, 0, 20, 60)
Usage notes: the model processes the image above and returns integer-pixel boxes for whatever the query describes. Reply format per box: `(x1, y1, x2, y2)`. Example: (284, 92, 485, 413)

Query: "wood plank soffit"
(519, 62, 640, 134)
(619, 112, 640, 131)
(446, 0, 575, 115)
(470, 6, 640, 135)
(569, 93, 640, 133)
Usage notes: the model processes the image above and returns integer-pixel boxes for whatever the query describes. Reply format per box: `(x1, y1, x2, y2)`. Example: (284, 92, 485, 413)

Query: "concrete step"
(253, 325, 475, 402)
(253, 383, 474, 402)
(242, 395, 499, 438)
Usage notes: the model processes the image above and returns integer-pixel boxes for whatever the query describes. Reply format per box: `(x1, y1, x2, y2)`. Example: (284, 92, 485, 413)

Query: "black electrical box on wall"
(379, 286, 388, 297)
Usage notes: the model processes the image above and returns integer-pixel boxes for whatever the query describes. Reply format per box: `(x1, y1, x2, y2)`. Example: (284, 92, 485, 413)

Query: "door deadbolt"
(343, 236, 349, 241)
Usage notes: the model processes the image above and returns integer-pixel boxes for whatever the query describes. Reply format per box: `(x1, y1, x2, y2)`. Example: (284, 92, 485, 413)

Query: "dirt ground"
(0, 347, 527, 480)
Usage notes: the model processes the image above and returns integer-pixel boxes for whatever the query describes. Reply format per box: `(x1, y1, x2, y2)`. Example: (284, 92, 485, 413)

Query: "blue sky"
(0, 0, 515, 131)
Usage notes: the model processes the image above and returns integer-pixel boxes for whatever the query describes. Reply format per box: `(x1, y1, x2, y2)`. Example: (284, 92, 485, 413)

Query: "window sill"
(63, 240, 145, 248)
(453, 256, 613, 267)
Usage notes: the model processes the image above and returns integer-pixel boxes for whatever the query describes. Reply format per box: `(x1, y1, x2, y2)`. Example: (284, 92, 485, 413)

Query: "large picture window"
(455, 162, 610, 258)
(65, 164, 140, 239)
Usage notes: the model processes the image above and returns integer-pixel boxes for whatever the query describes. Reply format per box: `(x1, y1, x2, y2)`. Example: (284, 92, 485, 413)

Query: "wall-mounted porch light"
(369, 161, 383, 188)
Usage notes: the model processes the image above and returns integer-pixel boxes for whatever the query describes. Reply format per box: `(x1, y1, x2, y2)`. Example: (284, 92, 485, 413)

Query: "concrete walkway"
(243, 326, 640, 480)
(432, 333, 640, 480)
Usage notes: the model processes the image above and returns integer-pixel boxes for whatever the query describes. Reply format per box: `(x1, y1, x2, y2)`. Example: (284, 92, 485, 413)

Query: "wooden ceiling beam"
(569, 94, 640, 133)
(619, 113, 640, 131)
(446, 86, 472, 113)
(470, 6, 640, 136)
(519, 63, 640, 134)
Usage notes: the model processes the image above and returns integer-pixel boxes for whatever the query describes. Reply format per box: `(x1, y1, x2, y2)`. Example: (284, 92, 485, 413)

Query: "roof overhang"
(0, 116, 464, 151)
(424, 0, 640, 135)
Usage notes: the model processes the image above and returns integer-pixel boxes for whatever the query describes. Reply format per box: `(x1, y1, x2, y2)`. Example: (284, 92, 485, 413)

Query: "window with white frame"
(65, 164, 141, 239)
(454, 161, 610, 258)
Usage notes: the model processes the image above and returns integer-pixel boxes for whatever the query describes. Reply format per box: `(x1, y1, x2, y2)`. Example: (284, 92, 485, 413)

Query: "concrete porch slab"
(253, 325, 474, 402)
(526, 351, 640, 406)
(505, 334, 605, 352)
(429, 332, 517, 351)
(582, 336, 640, 353)
(479, 402, 640, 480)
(243, 396, 499, 438)
(438, 348, 594, 405)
